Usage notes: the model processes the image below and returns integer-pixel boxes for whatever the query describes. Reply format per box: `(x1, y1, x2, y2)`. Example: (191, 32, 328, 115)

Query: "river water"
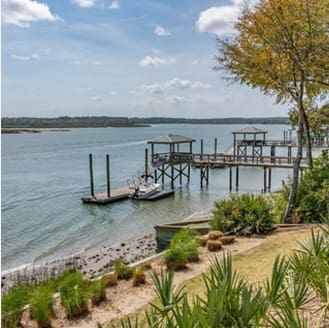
(2, 124, 292, 270)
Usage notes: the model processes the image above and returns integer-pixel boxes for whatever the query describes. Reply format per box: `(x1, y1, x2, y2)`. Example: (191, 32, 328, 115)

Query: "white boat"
(129, 181, 161, 199)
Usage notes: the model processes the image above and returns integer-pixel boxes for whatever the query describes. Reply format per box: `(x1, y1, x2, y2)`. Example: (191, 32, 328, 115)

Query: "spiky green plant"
(58, 271, 90, 319)
(29, 285, 54, 328)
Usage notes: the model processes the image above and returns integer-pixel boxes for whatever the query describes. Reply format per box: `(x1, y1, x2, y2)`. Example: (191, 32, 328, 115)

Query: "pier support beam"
(235, 166, 239, 191)
(89, 153, 95, 197)
(263, 166, 267, 193)
(229, 166, 232, 191)
(268, 167, 272, 192)
(106, 154, 111, 197)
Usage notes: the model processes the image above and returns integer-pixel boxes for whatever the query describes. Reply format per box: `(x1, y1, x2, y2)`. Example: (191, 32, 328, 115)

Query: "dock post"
(214, 137, 218, 160)
(268, 167, 272, 192)
(201, 139, 204, 160)
(206, 165, 209, 186)
(229, 166, 232, 191)
(263, 167, 267, 193)
(162, 162, 165, 185)
(200, 165, 203, 188)
(288, 146, 292, 164)
(235, 166, 239, 191)
(171, 164, 174, 189)
(187, 164, 191, 183)
(144, 148, 148, 181)
(179, 163, 182, 185)
(89, 153, 95, 197)
(106, 154, 111, 197)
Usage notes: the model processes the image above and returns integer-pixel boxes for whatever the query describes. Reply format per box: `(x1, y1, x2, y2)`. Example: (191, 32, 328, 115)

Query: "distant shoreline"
(2, 116, 290, 132)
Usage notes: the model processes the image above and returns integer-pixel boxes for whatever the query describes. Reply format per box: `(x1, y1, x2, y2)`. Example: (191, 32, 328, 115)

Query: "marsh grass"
(114, 259, 135, 280)
(90, 277, 107, 305)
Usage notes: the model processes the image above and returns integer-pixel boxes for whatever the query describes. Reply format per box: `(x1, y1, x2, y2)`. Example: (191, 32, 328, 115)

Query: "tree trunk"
(302, 110, 313, 169)
(283, 111, 303, 222)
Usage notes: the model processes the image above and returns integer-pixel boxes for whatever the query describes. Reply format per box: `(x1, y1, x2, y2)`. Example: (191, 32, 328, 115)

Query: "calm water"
(2, 124, 292, 270)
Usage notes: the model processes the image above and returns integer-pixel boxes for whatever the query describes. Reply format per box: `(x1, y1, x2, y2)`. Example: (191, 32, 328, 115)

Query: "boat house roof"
(232, 126, 268, 134)
(147, 134, 195, 144)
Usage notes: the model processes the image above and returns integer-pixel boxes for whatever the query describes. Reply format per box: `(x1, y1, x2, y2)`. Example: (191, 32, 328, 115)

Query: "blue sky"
(2, 0, 288, 118)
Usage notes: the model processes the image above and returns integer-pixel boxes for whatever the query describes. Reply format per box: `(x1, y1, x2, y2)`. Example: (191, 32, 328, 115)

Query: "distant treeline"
(2, 116, 290, 128)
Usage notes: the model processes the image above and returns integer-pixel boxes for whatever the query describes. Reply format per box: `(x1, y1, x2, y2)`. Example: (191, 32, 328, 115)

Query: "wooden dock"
(81, 186, 131, 204)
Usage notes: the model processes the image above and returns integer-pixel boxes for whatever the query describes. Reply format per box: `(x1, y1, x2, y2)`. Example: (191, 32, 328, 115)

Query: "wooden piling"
(263, 167, 267, 192)
(106, 154, 111, 197)
(145, 148, 148, 181)
(268, 167, 272, 191)
(235, 166, 239, 191)
(89, 153, 95, 197)
(229, 166, 232, 191)
(201, 139, 204, 160)
(214, 138, 218, 159)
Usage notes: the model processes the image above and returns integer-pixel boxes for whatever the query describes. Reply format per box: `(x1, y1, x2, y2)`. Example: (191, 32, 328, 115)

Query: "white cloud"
(108, 1, 119, 9)
(196, 5, 238, 35)
(154, 25, 170, 36)
(11, 53, 40, 61)
(2, 0, 60, 27)
(109, 91, 118, 95)
(71, 0, 96, 8)
(139, 56, 174, 68)
(140, 77, 212, 94)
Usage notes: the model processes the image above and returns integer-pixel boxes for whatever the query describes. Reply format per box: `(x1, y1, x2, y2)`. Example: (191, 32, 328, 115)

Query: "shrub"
(164, 246, 188, 270)
(211, 193, 275, 235)
(207, 240, 223, 252)
(276, 151, 329, 223)
(196, 235, 208, 247)
(90, 277, 107, 305)
(105, 274, 118, 287)
(58, 271, 89, 319)
(29, 286, 54, 328)
(164, 229, 200, 270)
(133, 267, 146, 286)
(114, 259, 134, 280)
(1, 284, 31, 328)
(208, 231, 224, 240)
(219, 236, 235, 245)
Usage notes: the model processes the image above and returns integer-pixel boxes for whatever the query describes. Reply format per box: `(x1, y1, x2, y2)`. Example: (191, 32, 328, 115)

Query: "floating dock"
(81, 186, 131, 204)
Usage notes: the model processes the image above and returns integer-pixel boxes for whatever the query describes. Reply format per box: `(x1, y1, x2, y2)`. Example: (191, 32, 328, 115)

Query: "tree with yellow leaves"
(216, 0, 329, 222)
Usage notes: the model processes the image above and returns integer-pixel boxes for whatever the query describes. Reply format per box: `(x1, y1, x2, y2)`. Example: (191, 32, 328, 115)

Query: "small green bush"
(211, 193, 275, 235)
(164, 229, 199, 270)
(58, 271, 89, 319)
(29, 286, 54, 328)
(114, 259, 135, 280)
(90, 277, 107, 305)
(1, 284, 31, 328)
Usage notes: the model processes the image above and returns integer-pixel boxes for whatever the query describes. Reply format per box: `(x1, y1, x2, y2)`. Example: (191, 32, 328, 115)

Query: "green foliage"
(164, 229, 199, 269)
(1, 284, 32, 328)
(90, 277, 107, 305)
(114, 259, 135, 280)
(58, 271, 90, 319)
(276, 151, 329, 222)
(211, 193, 275, 235)
(29, 285, 54, 328)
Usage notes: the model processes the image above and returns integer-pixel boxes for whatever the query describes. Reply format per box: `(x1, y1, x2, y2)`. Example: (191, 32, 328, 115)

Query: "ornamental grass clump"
(164, 229, 200, 270)
(208, 231, 224, 240)
(219, 236, 235, 245)
(1, 284, 31, 328)
(114, 259, 135, 280)
(211, 193, 275, 235)
(105, 274, 118, 287)
(90, 277, 107, 305)
(58, 271, 90, 319)
(133, 267, 146, 286)
(207, 240, 223, 252)
(196, 235, 208, 247)
(29, 286, 54, 328)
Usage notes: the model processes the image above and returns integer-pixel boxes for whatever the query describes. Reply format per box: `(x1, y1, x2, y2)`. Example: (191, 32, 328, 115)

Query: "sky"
(2, 0, 288, 118)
